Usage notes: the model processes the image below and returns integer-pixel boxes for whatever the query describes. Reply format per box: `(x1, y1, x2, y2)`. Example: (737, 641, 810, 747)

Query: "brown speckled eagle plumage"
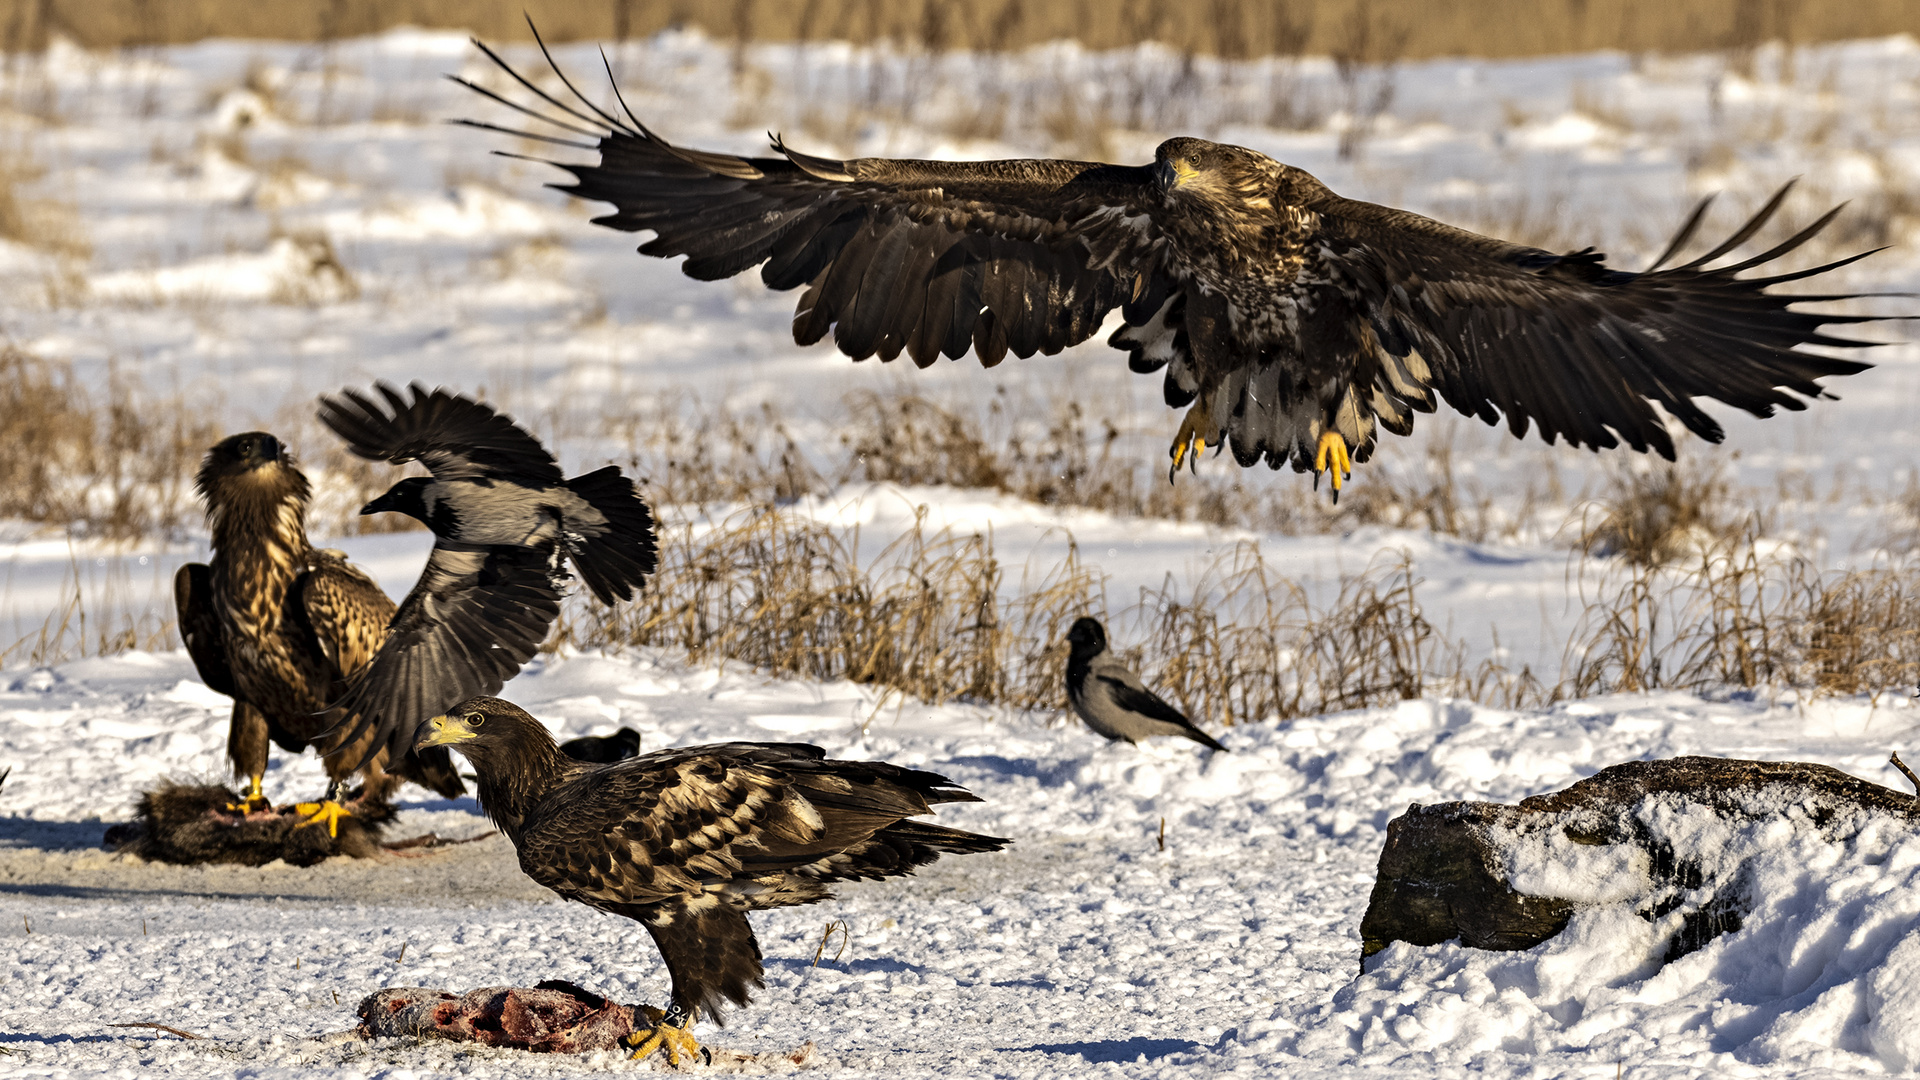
(416, 696, 1007, 1064)
(461, 39, 1886, 498)
(174, 432, 465, 816)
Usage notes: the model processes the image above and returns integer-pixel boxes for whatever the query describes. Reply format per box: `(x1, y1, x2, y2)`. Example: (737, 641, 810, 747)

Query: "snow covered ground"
(7, 650, 1920, 1077)
(2, 25, 1920, 1080)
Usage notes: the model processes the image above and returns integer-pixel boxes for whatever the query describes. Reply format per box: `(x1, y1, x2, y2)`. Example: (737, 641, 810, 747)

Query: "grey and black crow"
(461, 40, 1889, 500)
(317, 384, 657, 775)
(1065, 617, 1227, 752)
(416, 696, 1007, 1064)
(174, 431, 465, 833)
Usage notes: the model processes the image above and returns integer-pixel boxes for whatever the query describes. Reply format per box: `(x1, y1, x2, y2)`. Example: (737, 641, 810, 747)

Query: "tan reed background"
(1, 0, 1915, 58)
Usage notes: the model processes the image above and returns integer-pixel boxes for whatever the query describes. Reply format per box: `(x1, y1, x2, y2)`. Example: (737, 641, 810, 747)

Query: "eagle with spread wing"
(317, 384, 657, 791)
(416, 696, 1008, 1064)
(174, 432, 465, 828)
(460, 39, 1886, 498)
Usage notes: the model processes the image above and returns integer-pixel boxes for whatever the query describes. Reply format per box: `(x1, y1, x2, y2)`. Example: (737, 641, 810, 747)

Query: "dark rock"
(1360, 756, 1918, 965)
(105, 780, 393, 866)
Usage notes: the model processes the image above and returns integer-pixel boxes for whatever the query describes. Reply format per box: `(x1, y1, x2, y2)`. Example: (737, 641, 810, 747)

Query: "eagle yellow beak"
(1157, 158, 1199, 191)
(415, 714, 477, 749)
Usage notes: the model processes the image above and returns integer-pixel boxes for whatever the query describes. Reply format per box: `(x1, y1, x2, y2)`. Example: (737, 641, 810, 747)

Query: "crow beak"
(358, 495, 385, 516)
(415, 714, 476, 749)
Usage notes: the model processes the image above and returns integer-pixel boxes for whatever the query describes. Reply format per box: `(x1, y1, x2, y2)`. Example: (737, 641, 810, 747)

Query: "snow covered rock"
(1360, 756, 1920, 965)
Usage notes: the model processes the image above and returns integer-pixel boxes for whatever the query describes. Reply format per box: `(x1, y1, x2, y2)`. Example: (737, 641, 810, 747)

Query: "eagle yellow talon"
(292, 799, 352, 838)
(626, 1006, 703, 1065)
(1168, 403, 1214, 483)
(1314, 431, 1351, 503)
(225, 775, 272, 814)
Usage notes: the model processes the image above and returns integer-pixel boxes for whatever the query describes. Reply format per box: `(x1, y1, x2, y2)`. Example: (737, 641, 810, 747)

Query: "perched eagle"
(460, 40, 1886, 497)
(318, 384, 657, 775)
(416, 696, 1007, 1064)
(173, 432, 465, 830)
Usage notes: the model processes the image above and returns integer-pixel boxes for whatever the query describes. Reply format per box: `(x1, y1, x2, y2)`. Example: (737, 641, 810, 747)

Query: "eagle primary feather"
(173, 431, 465, 818)
(460, 38, 1887, 495)
(417, 697, 1007, 1061)
(317, 384, 658, 775)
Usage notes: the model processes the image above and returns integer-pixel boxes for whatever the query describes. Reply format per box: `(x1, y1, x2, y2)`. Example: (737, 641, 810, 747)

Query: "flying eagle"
(318, 383, 657, 777)
(459, 40, 1886, 498)
(173, 432, 465, 830)
(416, 696, 1007, 1064)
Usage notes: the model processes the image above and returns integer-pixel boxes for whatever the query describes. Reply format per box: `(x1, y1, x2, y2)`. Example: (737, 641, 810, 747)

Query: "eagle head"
(1152, 138, 1279, 211)
(195, 431, 307, 507)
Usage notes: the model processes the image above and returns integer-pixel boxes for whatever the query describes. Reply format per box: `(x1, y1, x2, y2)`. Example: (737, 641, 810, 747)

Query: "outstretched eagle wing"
(458, 43, 1170, 368)
(328, 543, 564, 774)
(317, 382, 564, 484)
(1303, 182, 1879, 461)
(173, 562, 235, 698)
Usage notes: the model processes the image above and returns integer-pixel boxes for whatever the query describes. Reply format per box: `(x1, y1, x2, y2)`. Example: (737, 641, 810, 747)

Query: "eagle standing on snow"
(174, 433, 465, 829)
(416, 696, 1007, 1064)
(460, 40, 1886, 498)
(318, 384, 657, 778)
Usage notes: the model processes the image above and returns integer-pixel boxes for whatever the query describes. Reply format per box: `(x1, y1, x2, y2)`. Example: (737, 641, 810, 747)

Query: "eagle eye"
(465, 712, 485, 727)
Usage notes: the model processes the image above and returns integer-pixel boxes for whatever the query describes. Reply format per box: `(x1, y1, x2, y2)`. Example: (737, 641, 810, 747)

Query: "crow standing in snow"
(173, 431, 465, 829)
(317, 384, 657, 790)
(416, 696, 1007, 1065)
(1064, 617, 1228, 752)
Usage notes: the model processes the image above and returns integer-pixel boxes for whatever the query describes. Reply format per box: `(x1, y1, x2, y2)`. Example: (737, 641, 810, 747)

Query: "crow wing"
(458, 44, 1169, 368)
(317, 382, 564, 484)
(172, 562, 235, 698)
(1304, 182, 1880, 461)
(329, 543, 564, 773)
(1093, 671, 1194, 728)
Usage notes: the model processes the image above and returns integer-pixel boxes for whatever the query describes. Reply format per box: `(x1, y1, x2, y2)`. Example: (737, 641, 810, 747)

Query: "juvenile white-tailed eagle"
(416, 696, 1008, 1064)
(174, 432, 466, 831)
(460, 39, 1886, 498)
(317, 384, 658, 778)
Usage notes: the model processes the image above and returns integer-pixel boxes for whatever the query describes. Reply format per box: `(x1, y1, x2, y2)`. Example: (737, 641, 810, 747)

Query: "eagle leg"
(1167, 401, 1216, 483)
(225, 774, 272, 814)
(1313, 430, 1351, 504)
(625, 1003, 705, 1066)
(293, 781, 353, 839)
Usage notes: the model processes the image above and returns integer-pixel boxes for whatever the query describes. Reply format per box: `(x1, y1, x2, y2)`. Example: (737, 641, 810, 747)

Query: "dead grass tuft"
(555, 509, 1543, 725)
(0, 344, 215, 540)
(1566, 530, 1920, 700)
(1578, 457, 1737, 566)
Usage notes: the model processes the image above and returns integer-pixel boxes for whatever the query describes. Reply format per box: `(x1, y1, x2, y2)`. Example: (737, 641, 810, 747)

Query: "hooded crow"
(1064, 617, 1227, 752)
(316, 384, 657, 782)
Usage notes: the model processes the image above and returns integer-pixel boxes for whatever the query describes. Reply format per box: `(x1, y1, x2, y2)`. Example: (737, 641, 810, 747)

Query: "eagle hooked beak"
(415, 714, 477, 749)
(1156, 157, 1197, 193)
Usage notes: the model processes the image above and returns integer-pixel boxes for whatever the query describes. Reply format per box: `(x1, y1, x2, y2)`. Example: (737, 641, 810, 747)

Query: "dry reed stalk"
(0, 344, 216, 541)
